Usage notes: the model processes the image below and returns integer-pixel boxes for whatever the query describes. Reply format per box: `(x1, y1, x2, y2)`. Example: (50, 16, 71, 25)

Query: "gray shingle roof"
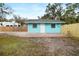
(25, 19, 65, 24)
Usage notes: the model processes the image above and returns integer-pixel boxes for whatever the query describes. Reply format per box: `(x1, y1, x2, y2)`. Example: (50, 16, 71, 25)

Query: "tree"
(41, 3, 79, 24)
(41, 14, 51, 19)
(41, 3, 63, 20)
(0, 3, 13, 21)
(76, 12, 79, 22)
(13, 15, 26, 25)
(62, 3, 79, 24)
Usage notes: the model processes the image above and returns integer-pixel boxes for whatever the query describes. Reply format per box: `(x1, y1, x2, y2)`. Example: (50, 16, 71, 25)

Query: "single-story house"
(0, 21, 21, 27)
(25, 19, 65, 33)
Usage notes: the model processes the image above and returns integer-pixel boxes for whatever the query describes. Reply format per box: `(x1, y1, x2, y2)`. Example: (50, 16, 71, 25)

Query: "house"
(25, 19, 65, 33)
(0, 21, 21, 27)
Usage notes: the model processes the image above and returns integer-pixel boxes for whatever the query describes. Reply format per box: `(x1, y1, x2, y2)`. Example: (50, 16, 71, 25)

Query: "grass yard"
(0, 34, 79, 56)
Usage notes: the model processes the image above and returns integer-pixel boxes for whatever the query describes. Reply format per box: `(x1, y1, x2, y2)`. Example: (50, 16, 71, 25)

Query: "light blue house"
(25, 19, 65, 33)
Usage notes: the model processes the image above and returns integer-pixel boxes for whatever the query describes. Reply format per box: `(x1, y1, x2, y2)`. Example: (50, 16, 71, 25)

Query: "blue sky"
(6, 3, 47, 19)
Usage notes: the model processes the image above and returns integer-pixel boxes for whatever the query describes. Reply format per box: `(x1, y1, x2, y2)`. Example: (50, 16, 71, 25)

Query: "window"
(33, 24, 37, 28)
(18, 25, 20, 27)
(0, 23, 3, 26)
(14, 25, 17, 27)
(6, 25, 9, 27)
(10, 25, 13, 27)
(51, 24, 55, 28)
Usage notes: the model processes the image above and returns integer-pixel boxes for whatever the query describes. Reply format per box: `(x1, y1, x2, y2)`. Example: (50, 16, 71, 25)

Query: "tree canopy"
(41, 3, 79, 24)
(0, 3, 13, 21)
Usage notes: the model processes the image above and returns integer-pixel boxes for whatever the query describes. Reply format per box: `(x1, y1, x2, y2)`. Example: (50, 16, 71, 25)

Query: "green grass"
(0, 34, 79, 56)
(0, 34, 48, 56)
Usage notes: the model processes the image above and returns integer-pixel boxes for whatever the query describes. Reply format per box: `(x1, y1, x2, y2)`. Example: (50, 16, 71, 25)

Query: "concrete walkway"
(0, 32, 66, 37)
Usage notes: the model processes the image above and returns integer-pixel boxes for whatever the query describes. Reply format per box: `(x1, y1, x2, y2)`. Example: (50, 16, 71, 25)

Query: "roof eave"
(25, 22, 65, 24)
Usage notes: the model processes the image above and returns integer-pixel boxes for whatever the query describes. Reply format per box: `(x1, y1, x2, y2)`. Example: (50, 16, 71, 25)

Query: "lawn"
(0, 34, 49, 56)
(0, 34, 79, 56)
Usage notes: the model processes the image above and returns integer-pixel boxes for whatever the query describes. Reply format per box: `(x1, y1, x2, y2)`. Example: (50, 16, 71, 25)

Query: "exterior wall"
(28, 23, 40, 33)
(28, 23, 61, 33)
(45, 23, 61, 33)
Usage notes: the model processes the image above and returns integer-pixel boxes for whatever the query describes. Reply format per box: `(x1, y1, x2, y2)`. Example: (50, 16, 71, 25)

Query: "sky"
(6, 3, 47, 19)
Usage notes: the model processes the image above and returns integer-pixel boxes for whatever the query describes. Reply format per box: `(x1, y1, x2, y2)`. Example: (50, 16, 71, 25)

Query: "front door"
(40, 24, 45, 33)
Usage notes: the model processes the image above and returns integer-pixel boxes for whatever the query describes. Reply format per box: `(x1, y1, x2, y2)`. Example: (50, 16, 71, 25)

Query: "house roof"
(25, 19, 65, 24)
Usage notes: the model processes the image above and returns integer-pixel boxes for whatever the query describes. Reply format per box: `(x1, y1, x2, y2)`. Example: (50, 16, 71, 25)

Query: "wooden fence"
(0, 26, 27, 32)
(61, 23, 79, 37)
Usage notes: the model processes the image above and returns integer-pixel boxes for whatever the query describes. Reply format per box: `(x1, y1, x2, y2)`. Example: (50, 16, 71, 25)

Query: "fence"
(0, 26, 27, 32)
(61, 23, 79, 37)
